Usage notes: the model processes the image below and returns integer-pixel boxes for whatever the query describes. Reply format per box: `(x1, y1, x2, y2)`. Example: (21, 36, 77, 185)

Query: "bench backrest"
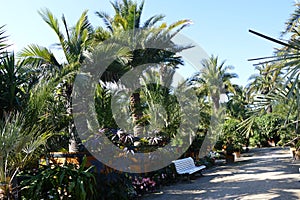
(172, 157, 196, 173)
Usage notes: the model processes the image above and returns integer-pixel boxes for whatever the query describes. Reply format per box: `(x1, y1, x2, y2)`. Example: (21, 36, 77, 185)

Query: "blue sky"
(0, 0, 296, 86)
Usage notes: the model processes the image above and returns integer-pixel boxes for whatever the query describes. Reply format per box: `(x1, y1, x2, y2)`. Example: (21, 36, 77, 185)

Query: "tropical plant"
(20, 156, 97, 200)
(0, 25, 10, 57)
(0, 114, 51, 199)
(226, 85, 248, 121)
(0, 26, 36, 120)
(188, 55, 238, 156)
(221, 118, 246, 151)
(94, 0, 192, 139)
(242, 3, 300, 142)
(253, 113, 284, 147)
(18, 9, 94, 152)
(190, 55, 238, 110)
(246, 64, 283, 113)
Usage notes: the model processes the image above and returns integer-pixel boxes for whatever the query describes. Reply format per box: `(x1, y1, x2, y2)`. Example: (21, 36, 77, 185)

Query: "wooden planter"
(42, 152, 104, 173)
(225, 154, 235, 163)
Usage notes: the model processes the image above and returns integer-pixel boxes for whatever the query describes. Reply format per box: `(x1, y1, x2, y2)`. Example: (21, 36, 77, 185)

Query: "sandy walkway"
(143, 147, 300, 200)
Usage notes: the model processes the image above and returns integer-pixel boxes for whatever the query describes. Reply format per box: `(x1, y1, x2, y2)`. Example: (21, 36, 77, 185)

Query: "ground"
(143, 147, 300, 200)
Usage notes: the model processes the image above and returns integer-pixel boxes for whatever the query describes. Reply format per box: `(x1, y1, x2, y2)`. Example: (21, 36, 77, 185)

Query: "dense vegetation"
(1, 0, 300, 199)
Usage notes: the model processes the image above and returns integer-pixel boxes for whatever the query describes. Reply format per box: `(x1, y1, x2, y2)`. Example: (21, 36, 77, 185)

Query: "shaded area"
(143, 147, 300, 200)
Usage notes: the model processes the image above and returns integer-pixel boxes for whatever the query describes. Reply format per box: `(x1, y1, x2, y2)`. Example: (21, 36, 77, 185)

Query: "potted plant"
(224, 138, 235, 163)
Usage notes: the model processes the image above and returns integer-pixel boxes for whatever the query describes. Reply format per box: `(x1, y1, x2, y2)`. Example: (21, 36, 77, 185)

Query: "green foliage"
(95, 84, 117, 128)
(189, 55, 238, 110)
(245, 4, 300, 145)
(220, 118, 246, 151)
(0, 113, 51, 199)
(141, 81, 181, 141)
(0, 25, 10, 55)
(94, 172, 135, 200)
(24, 82, 69, 151)
(252, 113, 284, 147)
(20, 157, 97, 200)
(0, 51, 35, 118)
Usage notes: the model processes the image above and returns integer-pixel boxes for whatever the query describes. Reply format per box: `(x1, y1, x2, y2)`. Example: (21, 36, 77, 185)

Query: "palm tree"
(95, 0, 165, 33)
(188, 55, 238, 157)
(18, 9, 94, 152)
(246, 4, 300, 138)
(190, 55, 238, 111)
(0, 52, 37, 117)
(95, 0, 192, 138)
(246, 64, 282, 113)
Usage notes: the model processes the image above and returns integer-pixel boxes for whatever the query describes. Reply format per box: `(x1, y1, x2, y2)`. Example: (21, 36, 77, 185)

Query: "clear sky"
(0, 0, 296, 86)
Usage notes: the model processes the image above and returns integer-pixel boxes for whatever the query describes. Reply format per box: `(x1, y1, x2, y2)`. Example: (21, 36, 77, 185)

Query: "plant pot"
(290, 147, 296, 159)
(225, 154, 235, 163)
(233, 151, 241, 158)
(295, 150, 300, 160)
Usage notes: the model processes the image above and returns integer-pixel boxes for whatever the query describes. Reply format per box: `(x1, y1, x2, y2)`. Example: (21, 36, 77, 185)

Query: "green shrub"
(19, 157, 97, 200)
(94, 171, 136, 200)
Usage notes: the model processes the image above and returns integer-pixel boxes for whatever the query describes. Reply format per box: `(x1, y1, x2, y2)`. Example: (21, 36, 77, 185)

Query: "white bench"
(172, 157, 206, 180)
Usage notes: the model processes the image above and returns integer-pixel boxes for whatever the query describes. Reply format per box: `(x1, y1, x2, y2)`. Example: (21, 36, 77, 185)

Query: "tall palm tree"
(190, 55, 238, 111)
(188, 55, 238, 157)
(18, 9, 94, 152)
(95, 0, 192, 138)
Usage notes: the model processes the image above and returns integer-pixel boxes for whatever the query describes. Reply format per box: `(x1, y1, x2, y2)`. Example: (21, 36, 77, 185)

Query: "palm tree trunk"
(212, 95, 220, 110)
(68, 120, 79, 152)
(130, 92, 144, 144)
(66, 85, 81, 152)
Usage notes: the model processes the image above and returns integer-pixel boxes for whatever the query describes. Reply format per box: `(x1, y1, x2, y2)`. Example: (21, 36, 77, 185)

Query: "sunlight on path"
(143, 147, 300, 200)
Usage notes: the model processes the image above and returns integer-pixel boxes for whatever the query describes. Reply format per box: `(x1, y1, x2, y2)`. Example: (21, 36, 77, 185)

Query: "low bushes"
(18, 158, 191, 199)
(19, 157, 97, 200)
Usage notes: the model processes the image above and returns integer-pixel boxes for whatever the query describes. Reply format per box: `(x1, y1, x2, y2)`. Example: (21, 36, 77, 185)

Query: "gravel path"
(142, 147, 300, 200)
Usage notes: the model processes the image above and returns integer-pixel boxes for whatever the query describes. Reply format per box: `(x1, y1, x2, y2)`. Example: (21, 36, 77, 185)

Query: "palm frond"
(143, 15, 165, 28)
(168, 19, 193, 38)
(38, 9, 65, 43)
(95, 11, 114, 33)
(283, 3, 300, 35)
(74, 10, 93, 38)
(38, 9, 69, 63)
(0, 25, 11, 58)
(18, 44, 61, 68)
